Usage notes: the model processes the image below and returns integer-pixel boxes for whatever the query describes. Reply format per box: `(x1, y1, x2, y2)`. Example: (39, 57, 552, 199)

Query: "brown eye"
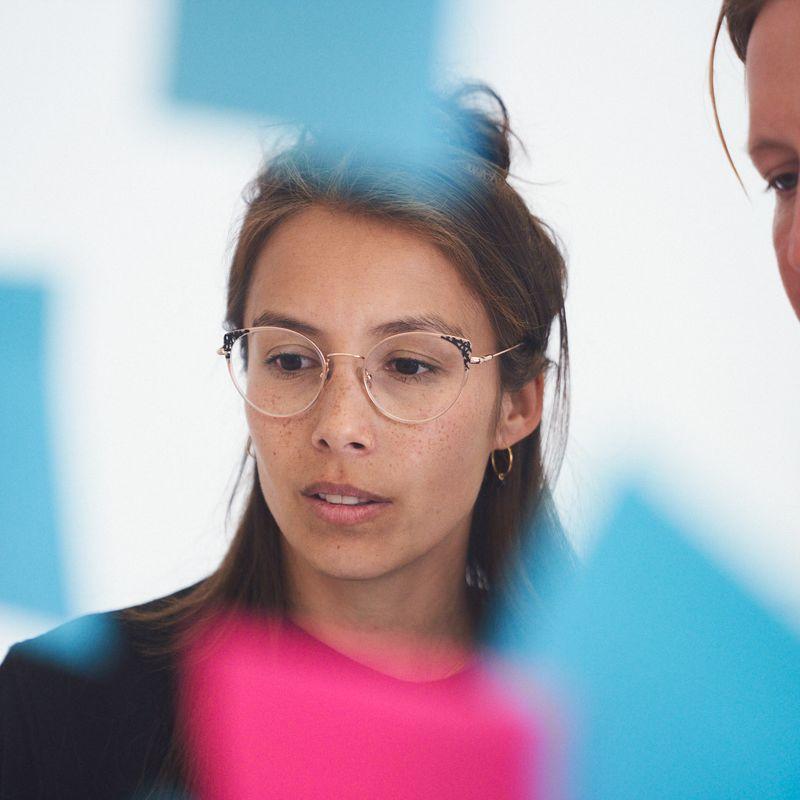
(271, 354, 303, 371)
(264, 352, 318, 372)
(767, 171, 798, 194)
(390, 357, 431, 376)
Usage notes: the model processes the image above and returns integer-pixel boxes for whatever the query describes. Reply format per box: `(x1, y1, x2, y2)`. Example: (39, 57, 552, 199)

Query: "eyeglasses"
(217, 326, 525, 424)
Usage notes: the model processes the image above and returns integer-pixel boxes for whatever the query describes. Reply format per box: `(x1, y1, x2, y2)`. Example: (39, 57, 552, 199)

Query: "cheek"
(246, 409, 304, 491)
(772, 204, 800, 317)
(772, 198, 799, 263)
(773, 203, 788, 252)
(403, 384, 497, 507)
(777, 258, 800, 319)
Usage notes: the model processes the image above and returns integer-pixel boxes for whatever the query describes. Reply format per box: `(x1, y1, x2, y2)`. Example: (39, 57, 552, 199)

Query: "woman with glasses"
(711, 0, 800, 320)
(0, 85, 573, 797)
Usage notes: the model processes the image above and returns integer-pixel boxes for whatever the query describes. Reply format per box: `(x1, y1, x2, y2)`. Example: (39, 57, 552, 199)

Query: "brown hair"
(710, 0, 770, 187)
(126, 83, 573, 794)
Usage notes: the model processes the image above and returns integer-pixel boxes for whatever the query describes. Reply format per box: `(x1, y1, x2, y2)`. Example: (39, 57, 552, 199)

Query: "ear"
(492, 373, 544, 450)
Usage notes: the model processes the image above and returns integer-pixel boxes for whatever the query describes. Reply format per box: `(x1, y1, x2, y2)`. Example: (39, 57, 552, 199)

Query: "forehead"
(746, 0, 800, 147)
(245, 205, 492, 347)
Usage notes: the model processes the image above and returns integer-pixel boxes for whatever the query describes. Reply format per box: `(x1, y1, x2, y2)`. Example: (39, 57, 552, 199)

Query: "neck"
(284, 548, 475, 681)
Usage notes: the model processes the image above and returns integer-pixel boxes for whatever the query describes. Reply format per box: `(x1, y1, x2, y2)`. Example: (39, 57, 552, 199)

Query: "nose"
(310, 354, 376, 454)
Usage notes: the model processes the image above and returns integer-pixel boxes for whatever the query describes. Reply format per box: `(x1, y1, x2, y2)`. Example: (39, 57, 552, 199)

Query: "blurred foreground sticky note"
(536, 486, 800, 799)
(485, 491, 579, 657)
(182, 614, 547, 799)
(170, 0, 441, 163)
(0, 282, 67, 616)
(20, 611, 122, 678)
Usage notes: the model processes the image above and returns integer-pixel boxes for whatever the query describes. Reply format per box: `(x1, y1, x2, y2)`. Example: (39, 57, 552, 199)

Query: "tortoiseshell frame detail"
(220, 329, 248, 358)
(441, 335, 472, 369)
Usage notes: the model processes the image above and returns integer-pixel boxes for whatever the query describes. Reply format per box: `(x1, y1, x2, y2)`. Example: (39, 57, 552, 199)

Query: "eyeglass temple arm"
(469, 341, 525, 365)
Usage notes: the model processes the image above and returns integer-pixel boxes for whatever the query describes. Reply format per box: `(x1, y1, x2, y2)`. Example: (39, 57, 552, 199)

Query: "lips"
(301, 481, 391, 526)
(301, 482, 390, 504)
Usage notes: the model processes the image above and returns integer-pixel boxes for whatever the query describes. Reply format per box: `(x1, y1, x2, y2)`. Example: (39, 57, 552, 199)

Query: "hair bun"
(436, 83, 513, 177)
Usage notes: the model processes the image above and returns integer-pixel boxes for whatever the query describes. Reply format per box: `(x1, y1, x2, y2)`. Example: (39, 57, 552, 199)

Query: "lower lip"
(304, 494, 390, 525)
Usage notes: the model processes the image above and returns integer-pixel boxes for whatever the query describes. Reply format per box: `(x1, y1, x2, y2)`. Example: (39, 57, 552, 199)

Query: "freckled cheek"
(771, 207, 800, 317)
(773, 206, 788, 255)
(773, 200, 800, 260)
(246, 410, 306, 493)
(405, 393, 494, 504)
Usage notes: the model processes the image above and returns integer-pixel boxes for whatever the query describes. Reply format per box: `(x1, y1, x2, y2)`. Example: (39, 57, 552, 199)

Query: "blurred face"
(243, 206, 509, 588)
(746, 0, 800, 319)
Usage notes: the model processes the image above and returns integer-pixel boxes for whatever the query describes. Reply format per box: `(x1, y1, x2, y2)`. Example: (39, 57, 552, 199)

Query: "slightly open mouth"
(314, 493, 377, 507)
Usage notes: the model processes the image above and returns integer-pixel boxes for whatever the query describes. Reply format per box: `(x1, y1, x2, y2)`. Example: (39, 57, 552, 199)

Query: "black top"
(0, 585, 194, 800)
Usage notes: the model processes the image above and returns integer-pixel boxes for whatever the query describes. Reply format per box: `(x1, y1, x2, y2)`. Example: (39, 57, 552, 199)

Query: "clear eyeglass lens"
(364, 332, 467, 421)
(229, 328, 325, 417)
(228, 329, 467, 421)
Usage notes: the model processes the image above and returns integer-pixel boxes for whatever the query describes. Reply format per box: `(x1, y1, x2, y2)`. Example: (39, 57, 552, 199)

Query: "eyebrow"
(249, 310, 468, 341)
(747, 137, 795, 158)
(250, 311, 321, 338)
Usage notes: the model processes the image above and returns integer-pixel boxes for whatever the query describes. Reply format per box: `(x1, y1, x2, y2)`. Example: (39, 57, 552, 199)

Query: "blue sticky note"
(170, 0, 441, 164)
(0, 282, 67, 617)
(21, 612, 121, 678)
(530, 486, 800, 799)
(484, 489, 579, 656)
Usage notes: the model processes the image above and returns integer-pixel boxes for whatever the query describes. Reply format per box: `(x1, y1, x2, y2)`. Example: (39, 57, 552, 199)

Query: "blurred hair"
(709, 0, 769, 189)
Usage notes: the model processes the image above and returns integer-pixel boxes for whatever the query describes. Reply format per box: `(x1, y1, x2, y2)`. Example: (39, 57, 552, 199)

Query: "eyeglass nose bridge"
(313, 351, 378, 418)
(325, 353, 367, 372)
(324, 352, 366, 361)
(320, 351, 373, 386)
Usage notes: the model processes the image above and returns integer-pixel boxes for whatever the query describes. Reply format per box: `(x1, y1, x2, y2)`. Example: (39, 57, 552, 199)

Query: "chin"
(308, 546, 407, 582)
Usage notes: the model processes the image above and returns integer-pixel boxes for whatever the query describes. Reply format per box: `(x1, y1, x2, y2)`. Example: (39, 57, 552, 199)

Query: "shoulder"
(0, 580, 204, 798)
(2, 578, 203, 678)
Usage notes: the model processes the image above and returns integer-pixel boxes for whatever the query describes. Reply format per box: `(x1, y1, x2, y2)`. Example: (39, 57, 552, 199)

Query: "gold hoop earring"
(246, 439, 256, 459)
(491, 446, 513, 481)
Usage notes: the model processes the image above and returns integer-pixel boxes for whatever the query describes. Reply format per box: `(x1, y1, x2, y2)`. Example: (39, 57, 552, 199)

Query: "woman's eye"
(265, 353, 315, 371)
(387, 357, 435, 377)
(766, 171, 798, 194)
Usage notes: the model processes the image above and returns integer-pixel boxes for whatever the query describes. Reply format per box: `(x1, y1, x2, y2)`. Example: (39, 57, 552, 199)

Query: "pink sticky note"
(180, 612, 552, 799)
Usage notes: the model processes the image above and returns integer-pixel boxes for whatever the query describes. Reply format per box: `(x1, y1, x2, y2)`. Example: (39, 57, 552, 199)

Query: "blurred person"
(0, 85, 573, 798)
(712, 0, 800, 319)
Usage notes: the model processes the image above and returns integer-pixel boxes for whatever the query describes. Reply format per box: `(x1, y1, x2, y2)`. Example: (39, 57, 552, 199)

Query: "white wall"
(2, 0, 798, 658)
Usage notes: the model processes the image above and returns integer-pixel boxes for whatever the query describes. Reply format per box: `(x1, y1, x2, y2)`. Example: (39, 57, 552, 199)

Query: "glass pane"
(230, 328, 324, 416)
(366, 332, 467, 421)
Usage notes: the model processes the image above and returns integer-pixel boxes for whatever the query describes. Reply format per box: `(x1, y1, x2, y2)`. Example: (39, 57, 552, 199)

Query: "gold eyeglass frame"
(217, 326, 526, 424)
